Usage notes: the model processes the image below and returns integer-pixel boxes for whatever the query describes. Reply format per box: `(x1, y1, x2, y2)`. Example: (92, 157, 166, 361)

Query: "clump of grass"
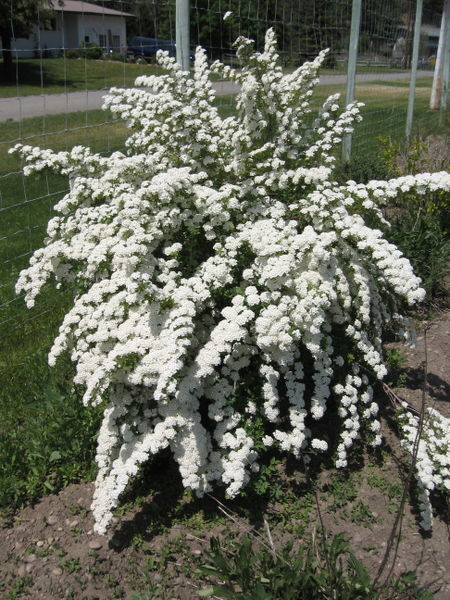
(387, 213, 450, 301)
(196, 529, 433, 599)
(0, 362, 101, 512)
(377, 135, 450, 303)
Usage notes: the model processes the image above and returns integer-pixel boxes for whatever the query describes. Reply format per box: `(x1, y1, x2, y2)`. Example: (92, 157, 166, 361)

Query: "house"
(11, 0, 134, 59)
(391, 23, 441, 67)
(419, 24, 441, 60)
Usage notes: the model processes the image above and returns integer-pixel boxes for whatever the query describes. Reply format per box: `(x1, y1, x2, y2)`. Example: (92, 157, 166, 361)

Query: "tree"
(430, 0, 450, 108)
(0, 0, 52, 82)
(120, 0, 175, 41)
(190, 0, 352, 65)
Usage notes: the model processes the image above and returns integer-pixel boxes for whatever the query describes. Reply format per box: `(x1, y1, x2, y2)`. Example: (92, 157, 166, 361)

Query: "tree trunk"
(430, 0, 450, 109)
(1, 32, 15, 83)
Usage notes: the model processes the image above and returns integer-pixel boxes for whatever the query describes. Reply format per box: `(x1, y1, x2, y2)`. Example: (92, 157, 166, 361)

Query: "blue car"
(126, 36, 194, 63)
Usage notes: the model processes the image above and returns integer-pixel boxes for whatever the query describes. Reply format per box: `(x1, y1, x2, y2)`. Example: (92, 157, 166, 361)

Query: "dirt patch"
(1, 312, 449, 600)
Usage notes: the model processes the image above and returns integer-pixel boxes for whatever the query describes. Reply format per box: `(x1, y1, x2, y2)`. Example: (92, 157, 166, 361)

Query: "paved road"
(0, 70, 432, 122)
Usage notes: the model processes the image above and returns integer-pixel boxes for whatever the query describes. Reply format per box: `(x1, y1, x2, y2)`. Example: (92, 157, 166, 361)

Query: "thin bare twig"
(206, 493, 291, 567)
(375, 323, 430, 588)
(381, 381, 421, 417)
(263, 518, 276, 559)
(314, 487, 332, 576)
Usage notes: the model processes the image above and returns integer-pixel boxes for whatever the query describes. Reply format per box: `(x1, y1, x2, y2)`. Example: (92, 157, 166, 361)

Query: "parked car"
(126, 36, 176, 62)
(126, 36, 194, 63)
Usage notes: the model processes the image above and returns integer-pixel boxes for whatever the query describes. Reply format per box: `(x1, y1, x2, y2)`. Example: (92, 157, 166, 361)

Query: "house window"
(99, 34, 107, 50)
(84, 36, 90, 43)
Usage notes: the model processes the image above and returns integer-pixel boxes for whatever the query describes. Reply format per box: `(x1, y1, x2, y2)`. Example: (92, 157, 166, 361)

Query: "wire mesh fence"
(0, 0, 448, 345)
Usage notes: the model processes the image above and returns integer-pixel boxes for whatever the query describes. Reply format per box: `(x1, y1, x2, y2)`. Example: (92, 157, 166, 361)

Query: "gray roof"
(50, 0, 134, 18)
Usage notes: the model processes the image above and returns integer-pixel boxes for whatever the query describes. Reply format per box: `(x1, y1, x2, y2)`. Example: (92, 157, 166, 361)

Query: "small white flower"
(311, 438, 328, 451)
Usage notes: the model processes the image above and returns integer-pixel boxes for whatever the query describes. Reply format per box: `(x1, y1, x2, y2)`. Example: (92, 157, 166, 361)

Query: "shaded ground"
(1, 311, 449, 600)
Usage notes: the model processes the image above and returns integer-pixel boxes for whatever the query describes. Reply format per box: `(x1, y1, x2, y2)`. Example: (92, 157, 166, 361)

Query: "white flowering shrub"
(12, 31, 450, 534)
(397, 404, 450, 530)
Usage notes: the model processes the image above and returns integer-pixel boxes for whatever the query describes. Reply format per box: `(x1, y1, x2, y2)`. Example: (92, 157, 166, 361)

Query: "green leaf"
(49, 450, 62, 462)
(197, 588, 215, 597)
(253, 582, 272, 599)
(211, 586, 236, 599)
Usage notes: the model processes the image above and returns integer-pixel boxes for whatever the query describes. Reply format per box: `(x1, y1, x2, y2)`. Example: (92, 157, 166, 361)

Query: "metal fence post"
(342, 0, 362, 164)
(176, 0, 190, 71)
(406, 0, 424, 141)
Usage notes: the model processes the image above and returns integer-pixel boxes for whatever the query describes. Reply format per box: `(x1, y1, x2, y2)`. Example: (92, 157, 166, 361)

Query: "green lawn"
(0, 109, 128, 511)
(0, 57, 166, 97)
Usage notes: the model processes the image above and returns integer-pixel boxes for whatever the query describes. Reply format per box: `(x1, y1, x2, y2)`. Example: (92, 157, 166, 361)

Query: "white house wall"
(9, 13, 127, 58)
(61, 14, 80, 51)
(11, 31, 63, 58)
(77, 15, 126, 53)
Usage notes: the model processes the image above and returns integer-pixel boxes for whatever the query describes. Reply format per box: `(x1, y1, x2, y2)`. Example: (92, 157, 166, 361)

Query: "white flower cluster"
(12, 30, 450, 534)
(397, 403, 450, 530)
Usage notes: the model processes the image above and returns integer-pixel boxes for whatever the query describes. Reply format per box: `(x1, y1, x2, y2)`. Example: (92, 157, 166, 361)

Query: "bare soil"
(1, 312, 449, 600)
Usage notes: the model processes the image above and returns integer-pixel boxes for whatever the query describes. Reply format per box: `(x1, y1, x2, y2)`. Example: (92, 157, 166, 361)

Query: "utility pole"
(176, 0, 190, 71)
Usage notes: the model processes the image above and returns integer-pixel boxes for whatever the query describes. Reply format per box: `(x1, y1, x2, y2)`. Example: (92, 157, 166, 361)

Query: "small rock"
(25, 554, 37, 563)
(352, 533, 363, 544)
(372, 511, 378, 518)
(25, 563, 34, 573)
(89, 540, 103, 550)
(52, 567, 63, 576)
(46, 515, 58, 526)
(87, 530, 93, 536)
(69, 520, 79, 528)
(57, 527, 63, 532)
(185, 533, 195, 541)
(152, 573, 163, 583)
(47, 537, 54, 544)
(17, 565, 26, 577)
(192, 549, 202, 556)
(36, 541, 45, 548)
